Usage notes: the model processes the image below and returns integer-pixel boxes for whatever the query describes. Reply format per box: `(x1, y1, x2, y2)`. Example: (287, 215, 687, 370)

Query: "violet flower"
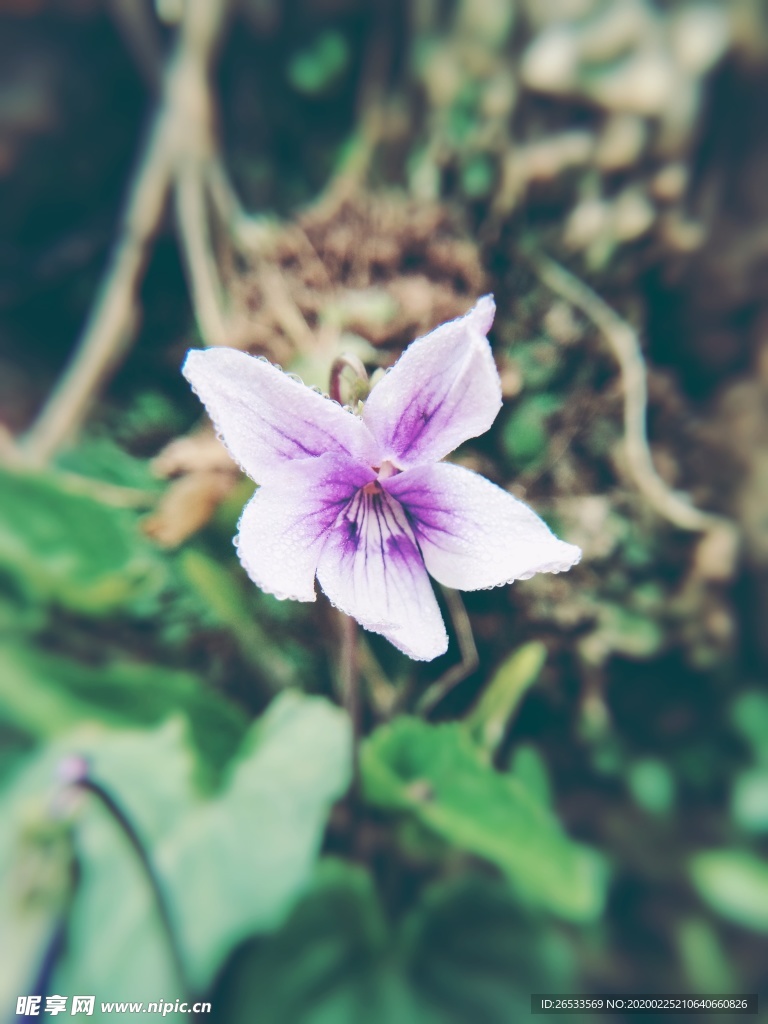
(182, 296, 580, 661)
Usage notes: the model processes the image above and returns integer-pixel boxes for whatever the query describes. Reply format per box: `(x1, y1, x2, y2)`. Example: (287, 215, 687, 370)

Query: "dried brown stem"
(175, 161, 229, 347)
(256, 262, 317, 353)
(531, 252, 723, 533)
(206, 154, 271, 254)
(20, 0, 234, 467)
(22, 114, 173, 466)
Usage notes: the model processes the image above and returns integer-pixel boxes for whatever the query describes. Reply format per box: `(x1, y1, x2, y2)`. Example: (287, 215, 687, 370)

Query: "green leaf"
(501, 395, 561, 467)
(731, 691, 768, 765)
(55, 786, 184, 1007)
(160, 694, 351, 984)
(288, 31, 349, 95)
(0, 725, 196, 1012)
(0, 466, 168, 615)
(361, 718, 607, 921)
(676, 917, 737, 993)
(579, 605, 664, 665)
(466, 642, 547, 756)
(2, 693, 351, 1003)
(403, 875, 573, 1022)
(0, 719, 34, 786)
(214, 859, 410, 1024)
(216, 863, 573, 1024)
(55, 437, 160, 491)
(732, 768, 768, 832)
(628, 759, 675, 816)
(0, 642, 247, 777)
(110, 390, 188, 447)
(509, 339, 561, 392)
(0, 785, 77, 1015)
(178, 549, 298, 687)
(508, 744, 552, 806)
(690, 850, 768, 933)
(460, 155, 494, 199)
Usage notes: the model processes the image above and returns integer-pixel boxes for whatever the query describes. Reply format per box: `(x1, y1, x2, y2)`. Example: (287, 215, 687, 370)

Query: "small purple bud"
(56, 755, 90, 786)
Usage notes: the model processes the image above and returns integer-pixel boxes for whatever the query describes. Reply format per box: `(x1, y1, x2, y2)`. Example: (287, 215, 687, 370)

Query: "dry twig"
(20, 0, 234, 467)
(531, 252, 722, 533)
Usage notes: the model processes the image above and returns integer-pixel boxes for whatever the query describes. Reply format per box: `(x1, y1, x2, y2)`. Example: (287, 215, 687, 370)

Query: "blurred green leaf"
(690, 850, 768, 933)
(0, 793, 76, 1015)
(361, 718, 607, 921)
(447, 82, 482, 144)
(110, 390, 188, 447)
(466, 642, 547, 756)
(0, 719, 34, 785)
(55, 437, 160, 491)
(508, 745, 552, 806)
(460, 154, 494, 199)
(161, 693, 351, 984)
(501, 395, 561, 467)
(178, 549, 296, 686)
(731, 691, 768, 765)
(216, 861, 572, 1024)
(0, 728, 191, 1011)
(0, 466, 168, 615)
(2, 693, 351, 1003)
(0, 642, 247, 776)
(579, 605, 664, 665)
(510, 339, 561, 392)
(288, 31, 349, 95)
(215, 859, 408, 1024)
(732, 768, 768, 832)
(403, 875, 573, 1022)
(56, 791, 184, 1008)
(676, 917, 737, 993)
(628, 759, 675, 816)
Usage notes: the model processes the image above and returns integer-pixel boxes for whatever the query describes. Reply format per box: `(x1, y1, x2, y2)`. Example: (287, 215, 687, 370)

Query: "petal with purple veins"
(386, 462, 581, 591)
(316, 485, 448, 661)
(236, 453, 375, 602)
(361, 295, 501, 468)
(183, 348, 380, 484)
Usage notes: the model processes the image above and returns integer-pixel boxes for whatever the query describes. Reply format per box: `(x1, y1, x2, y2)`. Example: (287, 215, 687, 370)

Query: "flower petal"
(183, 348, 379, 484)
(361, 295, 501, 468)
(236, 453, 375, 602)
(316, 486, 448, 661)
(386, 462, 581, 590)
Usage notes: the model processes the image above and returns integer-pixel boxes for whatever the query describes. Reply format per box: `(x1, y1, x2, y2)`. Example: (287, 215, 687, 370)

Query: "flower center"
(376, 459, 399, 481)
(363, 459, 400, 496)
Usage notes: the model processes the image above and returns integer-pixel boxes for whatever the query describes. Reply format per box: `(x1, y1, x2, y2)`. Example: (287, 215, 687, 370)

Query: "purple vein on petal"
(361, 296, 501, 468)
(386, 462, 581, 592)
(316, 484, 448, 660)
(182, 347, 380, 483)
(236, 452, 375, 602)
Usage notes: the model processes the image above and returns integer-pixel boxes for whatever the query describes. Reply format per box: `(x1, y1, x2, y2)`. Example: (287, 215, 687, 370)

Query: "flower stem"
(76, 776, 192, 999)
(339, 612, 361, 782)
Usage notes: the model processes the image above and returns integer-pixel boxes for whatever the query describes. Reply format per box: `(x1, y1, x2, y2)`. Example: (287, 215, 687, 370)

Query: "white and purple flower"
(182, 295, 580, 661)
